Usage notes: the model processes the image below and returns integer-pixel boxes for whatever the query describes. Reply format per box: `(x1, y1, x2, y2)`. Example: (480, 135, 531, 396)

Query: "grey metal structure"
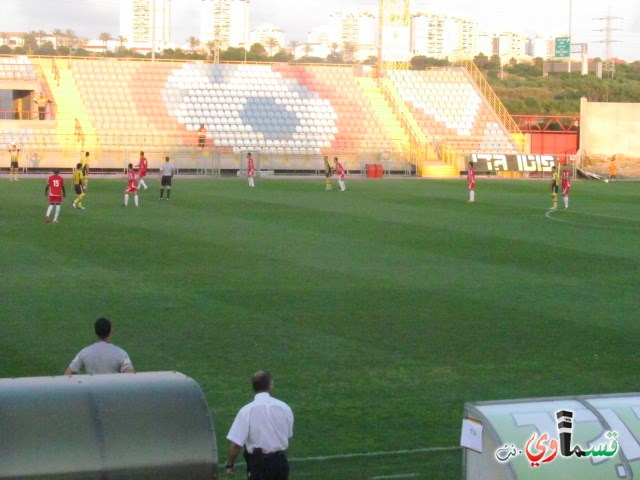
(0, 371, 218, 479)
(462, 393, 639, 479)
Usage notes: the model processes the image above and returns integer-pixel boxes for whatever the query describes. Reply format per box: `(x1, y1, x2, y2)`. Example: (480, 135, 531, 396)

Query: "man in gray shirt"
(65, 317, 134, 375)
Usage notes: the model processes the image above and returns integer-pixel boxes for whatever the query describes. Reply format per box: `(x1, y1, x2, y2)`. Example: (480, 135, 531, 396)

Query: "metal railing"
(52, 57, 61, 87)
(12, 146, 416, 177)
(375, 76, 429, 167)
(457, 59, 525, 152)
(74, 118, 85, 150)
(0, 109, 40, 120)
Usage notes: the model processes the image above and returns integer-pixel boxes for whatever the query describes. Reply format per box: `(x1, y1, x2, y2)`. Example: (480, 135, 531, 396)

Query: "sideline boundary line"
(288, 446, 459, 463)
(226, 446, 459, 470)
(371, 474, 419, 479)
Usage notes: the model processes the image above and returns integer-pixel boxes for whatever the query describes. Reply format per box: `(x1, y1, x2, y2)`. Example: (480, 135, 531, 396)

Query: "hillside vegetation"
(474, 56, 640, 115)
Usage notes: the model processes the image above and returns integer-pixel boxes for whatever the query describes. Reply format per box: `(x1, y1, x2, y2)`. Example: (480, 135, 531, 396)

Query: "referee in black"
(225, 371, 294, 479)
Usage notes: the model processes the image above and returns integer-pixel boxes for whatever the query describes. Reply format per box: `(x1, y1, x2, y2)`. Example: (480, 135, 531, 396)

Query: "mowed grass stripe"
(1, 177, 638, 479)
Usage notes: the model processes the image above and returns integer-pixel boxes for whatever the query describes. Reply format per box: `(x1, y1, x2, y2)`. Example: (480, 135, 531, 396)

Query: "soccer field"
(1, 176, 639, 479)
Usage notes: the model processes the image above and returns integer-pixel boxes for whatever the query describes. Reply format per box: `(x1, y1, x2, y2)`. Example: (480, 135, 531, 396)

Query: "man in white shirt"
(225, 371, 294, 479)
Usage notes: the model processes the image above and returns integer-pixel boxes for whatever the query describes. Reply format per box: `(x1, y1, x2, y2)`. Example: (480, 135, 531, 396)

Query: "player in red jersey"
(467, 162, 476, 202)
(247, 152, 256, 187)
(137, 151, 149, 190)
(333, 157, 346, 191)
(123, 163, 139, 207)
(561, 164, 571, 209)
(45, 169, 66, 223)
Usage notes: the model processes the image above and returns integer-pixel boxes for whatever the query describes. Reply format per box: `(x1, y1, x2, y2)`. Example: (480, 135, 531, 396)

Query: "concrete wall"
(580, 97, 640, 158)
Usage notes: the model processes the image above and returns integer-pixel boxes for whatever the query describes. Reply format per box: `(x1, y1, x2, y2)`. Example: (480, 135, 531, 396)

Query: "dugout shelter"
(0, 371, 218, 479)
(462, 393, 640, 479)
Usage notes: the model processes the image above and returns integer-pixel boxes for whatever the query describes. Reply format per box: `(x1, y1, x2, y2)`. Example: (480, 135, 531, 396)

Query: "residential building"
(411, 12, 478, 60)
(526, 35, 553, 59)
(200, 0, 250, 49)
(306, 27, 332, 58)
(328, 7, 376, 61)
(475, 32, 495, 57)
(120, 0, 171, 50)
(496, 32, 527, 58)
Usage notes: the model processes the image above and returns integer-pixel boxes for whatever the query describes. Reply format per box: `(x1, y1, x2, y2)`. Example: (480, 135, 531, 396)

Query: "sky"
(1, 0, 639, 60)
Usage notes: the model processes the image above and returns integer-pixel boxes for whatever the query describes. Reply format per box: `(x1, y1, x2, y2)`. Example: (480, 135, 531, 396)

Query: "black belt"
(249, 448, 285, 458)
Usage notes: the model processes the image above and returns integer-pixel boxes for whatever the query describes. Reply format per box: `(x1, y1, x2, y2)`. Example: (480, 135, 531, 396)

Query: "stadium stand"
(0, 57, 60, 169)
(2, 57, 523, 175)
(386, 69, 520, 155)
(0, 56, 37, 81)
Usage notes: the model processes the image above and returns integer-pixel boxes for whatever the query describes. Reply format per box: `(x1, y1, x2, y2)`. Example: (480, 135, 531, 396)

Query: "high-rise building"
(200, 0, 250, 50)
(329, 8, 376, 46)
(120, 0, 171, 49)
(475, 32, 495, 57)
(496, 32, 527, 58)
(308, 27, 332, 47)
(328, 7, 376, 61)
(526, 35, 553, 59)
(411, 12, 477, 59)
(306, 27, 332, 58)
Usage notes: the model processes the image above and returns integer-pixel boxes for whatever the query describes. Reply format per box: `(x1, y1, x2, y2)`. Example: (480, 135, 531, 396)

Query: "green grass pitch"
(1, 175, 639, 479)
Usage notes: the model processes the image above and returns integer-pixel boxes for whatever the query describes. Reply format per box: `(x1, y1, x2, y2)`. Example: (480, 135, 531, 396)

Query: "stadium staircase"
(387, 68, 523, 176)
(378, 78, 457, 178)
(354, 77, 409, 154)
(31, 57, 96, 158)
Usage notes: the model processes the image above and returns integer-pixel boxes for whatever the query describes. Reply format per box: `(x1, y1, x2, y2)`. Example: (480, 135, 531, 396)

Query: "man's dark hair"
(94, 317, 112, 339)
(140, 151, 144, 156)
(252, 371, 272, 392)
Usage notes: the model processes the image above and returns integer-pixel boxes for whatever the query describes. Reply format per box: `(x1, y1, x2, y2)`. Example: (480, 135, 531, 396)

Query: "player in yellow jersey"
(8, 142, 20, 181)
(550, 165, 559, 210)
(323, 156, 333, 190)
(72, 163, 86, 209)
(80, 151, 90, 190)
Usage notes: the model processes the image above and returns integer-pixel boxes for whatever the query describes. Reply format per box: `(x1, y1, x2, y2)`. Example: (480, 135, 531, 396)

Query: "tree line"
(1, 30, 367, 64)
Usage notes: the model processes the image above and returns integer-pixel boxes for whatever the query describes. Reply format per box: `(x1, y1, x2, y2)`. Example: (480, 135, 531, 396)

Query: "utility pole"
(150, 0, 156, 61)
(567, 0, 572, 73)
(594, 10, 621, 78)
